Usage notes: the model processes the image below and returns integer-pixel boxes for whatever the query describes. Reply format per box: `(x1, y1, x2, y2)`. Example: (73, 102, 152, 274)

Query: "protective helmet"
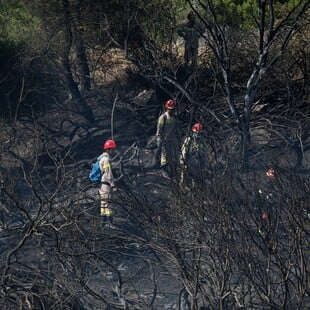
(266, 168, 275, 178)
(165, 99, 176, 110)
(103, 139, 117, 150)
(192, 123, 202, 132)
(262, 211, 268, 221)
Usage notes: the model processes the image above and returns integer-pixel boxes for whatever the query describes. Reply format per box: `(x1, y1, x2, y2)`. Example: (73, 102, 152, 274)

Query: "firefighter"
(155, 99, 179, 178)
(99, 139, 117, 226)
(180, 122, 207, 189)
(257, 167, 278, 248)
(177, 11, 204, 68)
(259, 168, 276, 223)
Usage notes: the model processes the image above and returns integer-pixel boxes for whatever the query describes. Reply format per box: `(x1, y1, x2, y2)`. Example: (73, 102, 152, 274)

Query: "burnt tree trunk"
(61, 0, 94, 123)
(72, 0, 91, 94)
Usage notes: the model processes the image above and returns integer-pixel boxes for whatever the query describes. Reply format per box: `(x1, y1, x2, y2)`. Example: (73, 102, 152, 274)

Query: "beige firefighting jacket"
(99, 152, 115, 187)
(156, 111, 177, 143)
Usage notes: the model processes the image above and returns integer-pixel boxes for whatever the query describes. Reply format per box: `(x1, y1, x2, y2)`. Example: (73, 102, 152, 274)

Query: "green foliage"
(199, 0, 308, 28)
(139, 1, 176, 44)
(72, 0, 186, 47)
(0, 0, 41, 44)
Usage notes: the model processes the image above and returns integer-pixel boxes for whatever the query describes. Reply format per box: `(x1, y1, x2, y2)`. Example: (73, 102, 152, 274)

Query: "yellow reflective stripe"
(101, 207, 112, 216)
(161, 159, 167, 165)
(102, 163, 110, 170)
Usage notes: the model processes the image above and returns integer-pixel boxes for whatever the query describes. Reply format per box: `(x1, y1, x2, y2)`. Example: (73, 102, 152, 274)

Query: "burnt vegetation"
(0, 0, 309, 309)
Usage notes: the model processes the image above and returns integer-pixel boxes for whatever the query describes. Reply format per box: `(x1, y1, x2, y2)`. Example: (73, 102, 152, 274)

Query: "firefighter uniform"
(98, 152, 115, 217)
(156, 110, 178, 177)
(180, 132, 207, 188)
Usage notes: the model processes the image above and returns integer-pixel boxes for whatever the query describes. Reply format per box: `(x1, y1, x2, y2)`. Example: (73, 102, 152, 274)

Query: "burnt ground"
(0, 75, 189, 308)
(1, 50, 309, 309)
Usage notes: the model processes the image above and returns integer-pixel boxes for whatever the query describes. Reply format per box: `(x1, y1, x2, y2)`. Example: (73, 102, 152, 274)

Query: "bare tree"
(1, 2, 309, 309)
(163, 0, 309, 167)
(60, 0, 94, 123)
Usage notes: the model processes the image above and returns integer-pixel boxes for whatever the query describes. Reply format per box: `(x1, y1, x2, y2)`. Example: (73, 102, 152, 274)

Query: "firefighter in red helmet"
(257, 167, 278, 247)
(99, 139, 117, 226)
(180, 122, 207, 189)
(155, 99, 179, 178)
(258, 167, 276, 223)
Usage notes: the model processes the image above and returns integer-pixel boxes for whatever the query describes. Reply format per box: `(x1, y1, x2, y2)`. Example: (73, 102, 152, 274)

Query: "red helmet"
(165, 99, 176, 110)
(192, 123, 202, 132)
(103, 139, 117, 150)
(262, 211, 268, 221)
(266, 168, 275, 178)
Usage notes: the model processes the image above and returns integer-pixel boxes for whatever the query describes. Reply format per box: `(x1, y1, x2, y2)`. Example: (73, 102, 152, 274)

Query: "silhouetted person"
(177, 11, 204, 68)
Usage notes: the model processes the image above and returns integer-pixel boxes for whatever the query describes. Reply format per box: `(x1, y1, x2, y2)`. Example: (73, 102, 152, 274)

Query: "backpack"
(89, 154, 104, 183)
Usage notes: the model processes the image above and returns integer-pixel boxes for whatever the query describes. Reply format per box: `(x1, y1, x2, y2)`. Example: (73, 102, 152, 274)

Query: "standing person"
(99, 139, 117, 226)
(155, 99, 179, 178)
(177, 11, 204, 68)
(257, 167, 278, 248)
(180, 122, 207, 189)
(258, 168, 276, 225)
